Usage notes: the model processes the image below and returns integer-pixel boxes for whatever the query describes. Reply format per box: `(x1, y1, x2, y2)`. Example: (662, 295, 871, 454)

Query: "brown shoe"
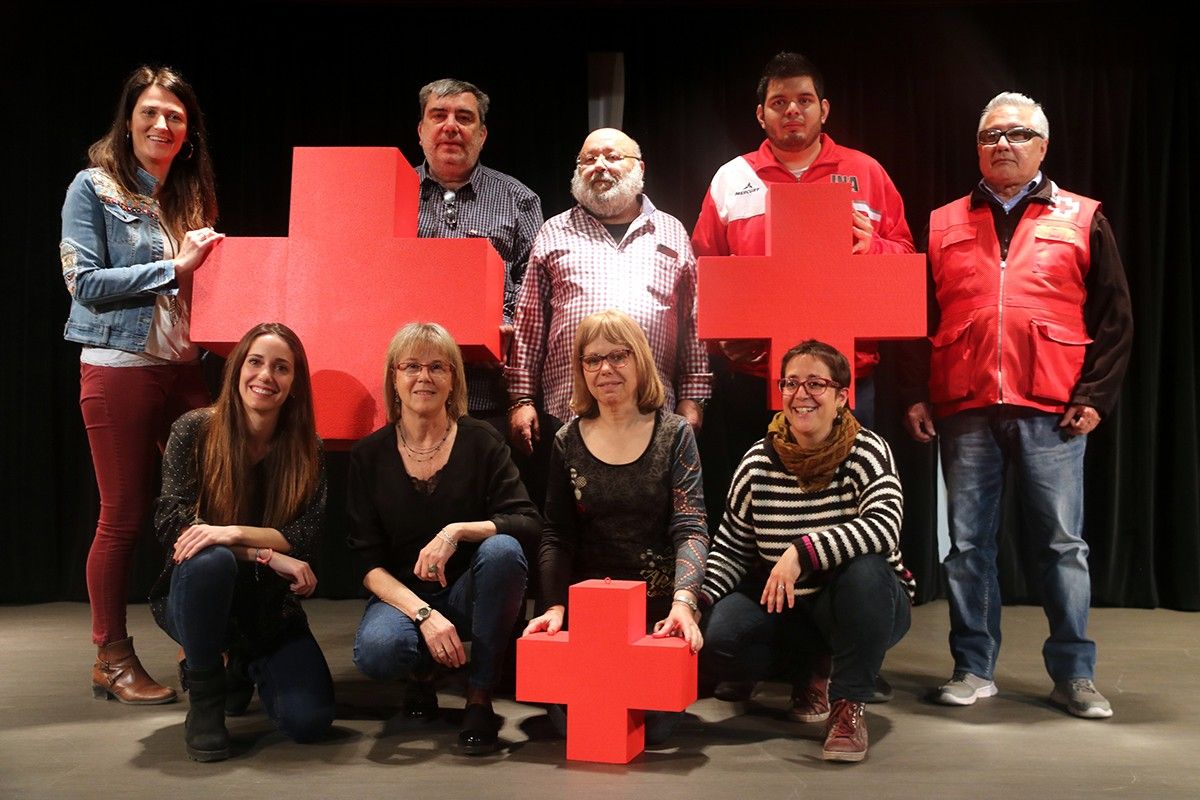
(91, 637, 177, 705)
(822, 699, 868, 762)
(789, 653, 831, 723)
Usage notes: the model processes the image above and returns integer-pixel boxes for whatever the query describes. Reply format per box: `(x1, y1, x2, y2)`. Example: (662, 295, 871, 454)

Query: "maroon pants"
(80, 362, 208, 646)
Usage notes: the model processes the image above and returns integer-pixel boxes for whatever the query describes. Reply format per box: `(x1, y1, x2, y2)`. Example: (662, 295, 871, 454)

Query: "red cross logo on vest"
(697, 182, 925, 407)
(516, 579, 698, 764)
(190, 148, 504, 444)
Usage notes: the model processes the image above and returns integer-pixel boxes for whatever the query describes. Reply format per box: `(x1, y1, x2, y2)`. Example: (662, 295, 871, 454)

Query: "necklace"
(398, 419, 452, 462)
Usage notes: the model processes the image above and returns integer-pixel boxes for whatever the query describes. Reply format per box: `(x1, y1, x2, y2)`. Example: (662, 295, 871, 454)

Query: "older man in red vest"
(904, 92, 1132, 719)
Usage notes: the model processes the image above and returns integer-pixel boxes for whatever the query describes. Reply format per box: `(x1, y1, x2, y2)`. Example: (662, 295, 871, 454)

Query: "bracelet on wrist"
(672, 594, 700, 613)
(436, 529, 458, 550)
(507, 397, 535, 415)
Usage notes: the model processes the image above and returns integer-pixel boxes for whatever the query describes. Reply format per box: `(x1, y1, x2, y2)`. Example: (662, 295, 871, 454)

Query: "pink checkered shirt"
(507, 196, 712, 422)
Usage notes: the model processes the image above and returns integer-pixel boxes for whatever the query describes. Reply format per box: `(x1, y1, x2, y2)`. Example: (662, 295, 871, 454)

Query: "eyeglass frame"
(777, 376, 841, 397)
(395, 359, 454, 378)
(976, 126, 1044, 146)
(579, 348, 634, 372)
(442, 189, 458, 230)
(576, 151, 642, 168)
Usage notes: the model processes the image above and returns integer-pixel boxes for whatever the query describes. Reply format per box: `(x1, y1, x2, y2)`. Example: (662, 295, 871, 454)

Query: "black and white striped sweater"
(701, 429, 915, 604)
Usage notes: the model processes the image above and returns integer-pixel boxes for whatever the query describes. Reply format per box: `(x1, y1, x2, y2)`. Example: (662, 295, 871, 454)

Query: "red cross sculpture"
(190, 147, 505, 444)
(697, 182, 925, 408)
(516, 579, 697, 764)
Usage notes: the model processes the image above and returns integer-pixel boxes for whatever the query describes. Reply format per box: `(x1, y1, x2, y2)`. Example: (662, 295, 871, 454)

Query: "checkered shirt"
(507, 195, 712, 422)
(417, 163, 542, 411)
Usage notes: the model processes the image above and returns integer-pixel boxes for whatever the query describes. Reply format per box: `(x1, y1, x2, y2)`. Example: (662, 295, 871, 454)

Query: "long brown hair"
(88, 65, 218, 236)
(200, 323, 319, 528)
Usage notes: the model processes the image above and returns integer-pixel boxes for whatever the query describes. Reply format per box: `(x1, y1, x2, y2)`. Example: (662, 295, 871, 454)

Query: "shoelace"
(828, 703, 863, 737)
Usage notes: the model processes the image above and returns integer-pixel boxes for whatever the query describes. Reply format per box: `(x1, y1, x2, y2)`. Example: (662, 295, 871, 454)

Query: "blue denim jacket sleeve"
(60, 169, 178, 308)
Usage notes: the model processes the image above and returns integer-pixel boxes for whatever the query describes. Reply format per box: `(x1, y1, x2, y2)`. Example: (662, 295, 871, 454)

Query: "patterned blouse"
(538, 410, 708, 620)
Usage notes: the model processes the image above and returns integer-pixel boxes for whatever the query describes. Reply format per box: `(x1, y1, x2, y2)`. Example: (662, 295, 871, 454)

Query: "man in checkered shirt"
(415, 78, 543, 430)
(506, 127, 711, 455)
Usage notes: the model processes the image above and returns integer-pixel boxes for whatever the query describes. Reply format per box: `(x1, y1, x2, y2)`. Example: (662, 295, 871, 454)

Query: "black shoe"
(713, 680, 756, 702)
(185, 666, 230, 763)
(458, 702, 499, 755)
(403, 679, 439, 720)
(867, 674, 893, 704)
(224, 649, 254, 716)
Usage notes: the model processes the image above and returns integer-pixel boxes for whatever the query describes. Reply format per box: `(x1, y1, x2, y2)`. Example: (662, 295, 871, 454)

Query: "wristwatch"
(414, 605, 433, 626)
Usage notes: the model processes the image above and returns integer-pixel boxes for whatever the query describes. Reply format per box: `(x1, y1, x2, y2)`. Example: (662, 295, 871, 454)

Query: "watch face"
(416, 606, 432, 622)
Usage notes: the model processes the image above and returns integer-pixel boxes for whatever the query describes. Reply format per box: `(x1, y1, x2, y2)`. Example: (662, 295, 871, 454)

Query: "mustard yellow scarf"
(766, 407, 861, 492)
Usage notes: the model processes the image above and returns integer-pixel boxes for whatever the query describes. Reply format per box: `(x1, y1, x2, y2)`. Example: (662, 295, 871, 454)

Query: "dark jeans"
(166, 546, 335, 742)
(703, 555, 910, 702)
(353, 534, 528, 691)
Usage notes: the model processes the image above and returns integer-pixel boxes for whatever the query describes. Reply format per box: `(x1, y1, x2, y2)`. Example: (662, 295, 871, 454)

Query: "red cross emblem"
(697, 182, 925, 407)
(190, 148, 505, 444)
(516, 579, 698, 763)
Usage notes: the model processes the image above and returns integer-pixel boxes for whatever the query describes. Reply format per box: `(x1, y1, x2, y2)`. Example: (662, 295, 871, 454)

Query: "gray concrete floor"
(0, 600, 1196, 799)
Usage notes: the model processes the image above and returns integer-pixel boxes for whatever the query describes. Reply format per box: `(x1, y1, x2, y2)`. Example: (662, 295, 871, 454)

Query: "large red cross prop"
(190, 148, 505, 445)
(516, 579, 697, 764)
(697, 182, 925, 408)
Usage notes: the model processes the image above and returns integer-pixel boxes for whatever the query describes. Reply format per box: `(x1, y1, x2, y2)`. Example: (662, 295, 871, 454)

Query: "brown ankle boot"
(822, 698, 868, 762)
(91, 637, 177, 705)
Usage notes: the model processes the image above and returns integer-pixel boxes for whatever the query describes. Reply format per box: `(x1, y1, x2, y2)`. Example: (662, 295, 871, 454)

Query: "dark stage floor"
(1, 600, 1196, 799)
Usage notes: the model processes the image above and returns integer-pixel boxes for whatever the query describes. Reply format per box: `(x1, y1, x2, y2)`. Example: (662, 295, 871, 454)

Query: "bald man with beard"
(506, 128, 711, 455)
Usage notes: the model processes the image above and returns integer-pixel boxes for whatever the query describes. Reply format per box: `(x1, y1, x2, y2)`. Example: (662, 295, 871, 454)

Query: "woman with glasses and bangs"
(699, 340, 914, 764)
(523, 309, 708, 746)
(347, 322, 539, 756)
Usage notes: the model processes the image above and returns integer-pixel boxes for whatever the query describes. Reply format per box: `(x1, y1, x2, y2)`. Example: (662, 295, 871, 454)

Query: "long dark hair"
(87, 65, 217, 235)
(200, 323, 319, 528)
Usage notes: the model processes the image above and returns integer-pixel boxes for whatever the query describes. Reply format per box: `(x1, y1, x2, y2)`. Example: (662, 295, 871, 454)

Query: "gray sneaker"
(935, 672, 998, 706)
(1050, 679, 1113, 719)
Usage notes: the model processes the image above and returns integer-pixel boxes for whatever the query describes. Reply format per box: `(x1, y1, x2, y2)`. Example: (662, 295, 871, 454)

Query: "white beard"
(571, 166, 644, 219)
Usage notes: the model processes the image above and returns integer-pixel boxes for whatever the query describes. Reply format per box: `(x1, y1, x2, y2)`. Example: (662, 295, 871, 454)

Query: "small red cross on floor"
(516, 579, 697, 764)
(190, 147, 505, 444)
(697, 182, 925, 407)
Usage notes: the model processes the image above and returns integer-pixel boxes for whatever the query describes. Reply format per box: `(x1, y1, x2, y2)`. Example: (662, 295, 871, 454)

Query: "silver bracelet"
(436, 529, 458, 550)
(672, 594, 699, 613)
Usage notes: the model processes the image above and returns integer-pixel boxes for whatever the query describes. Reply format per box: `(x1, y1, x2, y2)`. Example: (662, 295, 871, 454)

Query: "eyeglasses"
(576, 151, 641, 168)
(580, 348, 633, 372)
(976, 126, 1044, 146)
(396, 360, 452, 378)
(443, 189, 458, 230)
(777, 376, 840, 396)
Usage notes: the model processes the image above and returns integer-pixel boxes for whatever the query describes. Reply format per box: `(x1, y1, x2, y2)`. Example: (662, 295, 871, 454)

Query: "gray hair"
(979, 91, 1049, 139)
(418, 78, 490, 124)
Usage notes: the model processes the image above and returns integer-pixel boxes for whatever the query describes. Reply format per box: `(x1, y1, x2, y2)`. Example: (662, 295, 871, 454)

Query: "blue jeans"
(703, 555, 911, 702)
(165, 546, 335, 742)
(353, 534, 527, 691)
(939, 407, 1096, 682)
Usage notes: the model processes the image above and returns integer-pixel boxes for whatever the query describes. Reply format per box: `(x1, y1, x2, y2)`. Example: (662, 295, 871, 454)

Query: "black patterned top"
(538, 410, 708, 615)
(149, 409, 327, 656)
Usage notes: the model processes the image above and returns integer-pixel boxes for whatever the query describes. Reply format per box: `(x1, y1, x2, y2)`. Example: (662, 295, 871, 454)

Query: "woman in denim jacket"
(62, 65, 223, 705)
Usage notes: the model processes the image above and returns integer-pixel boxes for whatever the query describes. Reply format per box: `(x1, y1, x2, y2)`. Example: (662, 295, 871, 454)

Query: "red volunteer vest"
(927, 185, 1098, 418)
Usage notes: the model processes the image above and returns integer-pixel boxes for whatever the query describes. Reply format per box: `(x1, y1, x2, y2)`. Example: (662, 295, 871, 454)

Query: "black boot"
(185, 666, 230, 762)
(223, 649, 255, 717)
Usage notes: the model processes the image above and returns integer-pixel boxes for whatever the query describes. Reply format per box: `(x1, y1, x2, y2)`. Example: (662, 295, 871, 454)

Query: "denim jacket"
(60, 167, 179, 351)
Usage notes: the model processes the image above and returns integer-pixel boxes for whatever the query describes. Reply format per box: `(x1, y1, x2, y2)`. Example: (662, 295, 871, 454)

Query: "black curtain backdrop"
(3, 3, 1195, 611)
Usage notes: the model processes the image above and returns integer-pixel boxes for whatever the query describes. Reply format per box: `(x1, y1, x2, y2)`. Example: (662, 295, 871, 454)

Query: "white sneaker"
(935, 672, 998, 706)
(1050, 679, 1113, 719)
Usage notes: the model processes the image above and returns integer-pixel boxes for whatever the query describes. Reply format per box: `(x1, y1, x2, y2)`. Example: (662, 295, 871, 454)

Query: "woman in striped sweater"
(700, 340, 914, 763)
